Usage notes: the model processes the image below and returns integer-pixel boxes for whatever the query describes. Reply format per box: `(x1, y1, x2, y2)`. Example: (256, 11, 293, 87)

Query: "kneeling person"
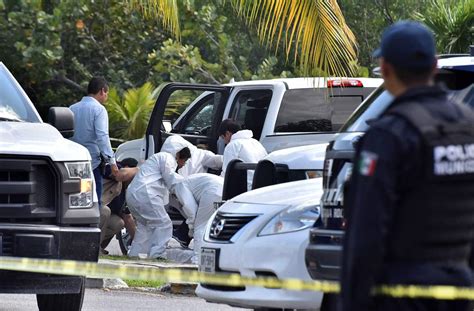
(126, 148, 191, 259)
(173, 173, 224, 263)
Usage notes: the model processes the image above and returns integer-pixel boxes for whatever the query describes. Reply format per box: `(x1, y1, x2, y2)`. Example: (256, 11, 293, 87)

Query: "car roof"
(373, 56, 474, 76)
(224, 77, 383, 89)
(438, 56, 474, 72)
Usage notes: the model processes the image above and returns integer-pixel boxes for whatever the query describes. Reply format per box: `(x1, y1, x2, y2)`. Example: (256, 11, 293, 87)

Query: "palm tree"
(127, 0, 357, 77)
(414, 0, 474, 54)
(106, 82, 159, 140)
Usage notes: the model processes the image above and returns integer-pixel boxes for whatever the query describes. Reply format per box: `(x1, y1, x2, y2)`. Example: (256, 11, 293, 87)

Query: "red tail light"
(327, 79, 363, 88)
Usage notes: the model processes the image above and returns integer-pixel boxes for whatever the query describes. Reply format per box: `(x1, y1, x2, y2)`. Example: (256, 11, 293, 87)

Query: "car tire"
(117, 228, 132, 256)
(320, 293, 340, 311)
(36, 276, 85, 311)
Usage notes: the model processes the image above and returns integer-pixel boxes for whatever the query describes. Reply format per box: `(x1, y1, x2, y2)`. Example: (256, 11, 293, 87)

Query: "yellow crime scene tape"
(0, 256, 473, 300)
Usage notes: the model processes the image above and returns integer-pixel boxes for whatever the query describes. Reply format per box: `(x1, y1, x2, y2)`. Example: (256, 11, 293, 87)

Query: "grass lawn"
(98, 254, 168, 288)
(123, 279, 166, 288)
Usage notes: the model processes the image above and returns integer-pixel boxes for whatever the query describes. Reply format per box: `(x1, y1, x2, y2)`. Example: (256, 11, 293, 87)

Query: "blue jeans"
(93, 167, 103, 208)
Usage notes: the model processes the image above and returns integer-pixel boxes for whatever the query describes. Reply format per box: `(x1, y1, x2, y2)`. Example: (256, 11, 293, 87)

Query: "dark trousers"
(93, 167, 103, 208)
(374, 263, 473, 311)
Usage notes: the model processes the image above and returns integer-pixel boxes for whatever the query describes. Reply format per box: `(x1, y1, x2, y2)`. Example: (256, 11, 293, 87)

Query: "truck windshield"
(0, 64, 41, 123)
(339, 86, 393, 132)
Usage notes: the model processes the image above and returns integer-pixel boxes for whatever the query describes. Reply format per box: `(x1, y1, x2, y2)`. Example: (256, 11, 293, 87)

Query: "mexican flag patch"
(357, 151, 378, 176)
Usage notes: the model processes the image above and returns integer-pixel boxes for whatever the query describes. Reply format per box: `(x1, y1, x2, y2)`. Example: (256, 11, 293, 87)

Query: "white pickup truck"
(115, 77, 382, 162)
(0, 62, 99, 311)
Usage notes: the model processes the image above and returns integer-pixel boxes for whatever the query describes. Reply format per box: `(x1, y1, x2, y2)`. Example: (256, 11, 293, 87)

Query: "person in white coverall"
(126, 147, 191, 259)
(218, 119, 267, 189)
(161, 135, 223, 177)
(172, 173, 224, 264)
(161, 135, 223, 247)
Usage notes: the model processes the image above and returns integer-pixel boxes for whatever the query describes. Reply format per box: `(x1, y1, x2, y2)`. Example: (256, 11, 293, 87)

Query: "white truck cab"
(116, 77, 382, 162)
(0, 62, 99, 311)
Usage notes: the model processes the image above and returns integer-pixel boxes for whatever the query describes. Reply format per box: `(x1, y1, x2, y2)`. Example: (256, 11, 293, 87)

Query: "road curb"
(86, 277, 198, 295)
(160, 282, 198, 295)
(86, 277, 129, 289)
(86, 258, 198, 294)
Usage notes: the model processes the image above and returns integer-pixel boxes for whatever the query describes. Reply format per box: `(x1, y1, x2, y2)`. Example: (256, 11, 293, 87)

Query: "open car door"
(144, 83, 232, 159)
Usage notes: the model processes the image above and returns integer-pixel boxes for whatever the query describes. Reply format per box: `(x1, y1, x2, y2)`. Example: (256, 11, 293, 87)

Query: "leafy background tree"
(0, 0, 472, 141)
(414, 0, 474, 54)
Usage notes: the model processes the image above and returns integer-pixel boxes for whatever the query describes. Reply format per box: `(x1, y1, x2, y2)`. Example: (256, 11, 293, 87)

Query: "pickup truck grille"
(0, 232, 14, 256)
(208, 213, 257, 242)
(0, 157, 57, 222)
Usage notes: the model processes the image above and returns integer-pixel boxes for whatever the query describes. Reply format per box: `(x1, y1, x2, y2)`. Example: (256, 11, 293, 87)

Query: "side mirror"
(48, 107, 74, 138)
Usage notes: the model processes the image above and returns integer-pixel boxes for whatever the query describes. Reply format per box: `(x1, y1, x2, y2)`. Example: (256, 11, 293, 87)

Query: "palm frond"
(413, 0, 474, 54)
(106, 83, 157, 140)
(231, 0, 358, 77)
(127, 0, 180, 38)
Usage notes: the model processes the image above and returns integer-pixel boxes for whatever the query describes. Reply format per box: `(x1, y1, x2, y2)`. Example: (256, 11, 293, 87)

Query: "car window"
(0, 65, 40, 123)
(449, 84, 474, 107)
(229, 89, 272, 140)
(179, 94, 215, 135)
(275, 88, 367, 133)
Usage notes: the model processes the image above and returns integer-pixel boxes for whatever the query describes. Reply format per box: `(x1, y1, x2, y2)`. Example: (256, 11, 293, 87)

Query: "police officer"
(341, 21, 474, 311)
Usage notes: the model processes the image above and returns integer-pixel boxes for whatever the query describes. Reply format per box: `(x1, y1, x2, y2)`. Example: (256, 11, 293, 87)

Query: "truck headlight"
(65, 162, 93, 208)
(258, 201, 320, 236)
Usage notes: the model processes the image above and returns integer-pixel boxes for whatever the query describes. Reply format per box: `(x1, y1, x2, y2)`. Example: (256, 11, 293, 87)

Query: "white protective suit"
(172, 173, 224, 264)
(221, 129, 267, 189)
(126, 152, 183, 258)
(161, 135, 223, 177)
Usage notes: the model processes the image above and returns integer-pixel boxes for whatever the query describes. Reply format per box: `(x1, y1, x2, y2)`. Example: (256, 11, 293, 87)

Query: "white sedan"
(196, 178, 323, 310)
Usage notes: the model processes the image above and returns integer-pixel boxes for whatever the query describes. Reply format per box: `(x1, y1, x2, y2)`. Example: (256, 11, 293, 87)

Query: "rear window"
(274, 88, 373, 133)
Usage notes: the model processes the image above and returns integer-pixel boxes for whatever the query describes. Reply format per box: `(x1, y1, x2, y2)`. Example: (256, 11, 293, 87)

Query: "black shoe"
(173, 221, 192, 249)
(173, 234, 191, 249)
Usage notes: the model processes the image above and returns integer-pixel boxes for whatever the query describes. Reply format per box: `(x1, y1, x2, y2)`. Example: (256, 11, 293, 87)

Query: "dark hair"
(120, 157, 138, 168)
(87, 76, 108, 95)
(392, 66, 433, 86)
(218, 119, 241, 136)
(177, 147, 191, 160)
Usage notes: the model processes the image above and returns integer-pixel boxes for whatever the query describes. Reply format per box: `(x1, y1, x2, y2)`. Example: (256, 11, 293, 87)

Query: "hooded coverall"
(221, 129, 267, 189)
(172, 173, 224, 264)
(126, 152, 183, 258)
(161, 135, 223, 177)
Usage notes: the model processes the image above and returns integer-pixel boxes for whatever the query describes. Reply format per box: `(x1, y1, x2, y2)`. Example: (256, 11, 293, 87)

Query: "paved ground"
(0, 289, 246, 311)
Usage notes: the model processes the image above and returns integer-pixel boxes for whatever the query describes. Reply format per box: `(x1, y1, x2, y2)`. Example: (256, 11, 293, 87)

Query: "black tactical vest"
(385, 101, 474, 263)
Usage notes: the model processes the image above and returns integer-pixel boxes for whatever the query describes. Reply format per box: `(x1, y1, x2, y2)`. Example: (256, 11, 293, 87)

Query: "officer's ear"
(380, 58, 391, 79)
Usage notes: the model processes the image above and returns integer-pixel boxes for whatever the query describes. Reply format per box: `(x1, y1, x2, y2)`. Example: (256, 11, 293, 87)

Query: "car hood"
(0, 122, 91, 161)
(220, 178, 323, 214)
(264, 143, 327, 170)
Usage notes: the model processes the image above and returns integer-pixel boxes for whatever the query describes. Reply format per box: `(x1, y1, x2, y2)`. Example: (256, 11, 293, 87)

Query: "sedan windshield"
(0, 64, 41, 123)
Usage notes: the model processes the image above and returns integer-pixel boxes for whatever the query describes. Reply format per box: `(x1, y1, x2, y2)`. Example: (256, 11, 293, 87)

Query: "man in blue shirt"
(70, 77, 118, 206)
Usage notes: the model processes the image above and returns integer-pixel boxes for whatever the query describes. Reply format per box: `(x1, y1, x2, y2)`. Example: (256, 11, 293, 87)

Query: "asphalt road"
(0, 289, 245, 311)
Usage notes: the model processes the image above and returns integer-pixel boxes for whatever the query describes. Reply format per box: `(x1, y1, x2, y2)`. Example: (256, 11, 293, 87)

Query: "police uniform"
(341, 85, 474, 310)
